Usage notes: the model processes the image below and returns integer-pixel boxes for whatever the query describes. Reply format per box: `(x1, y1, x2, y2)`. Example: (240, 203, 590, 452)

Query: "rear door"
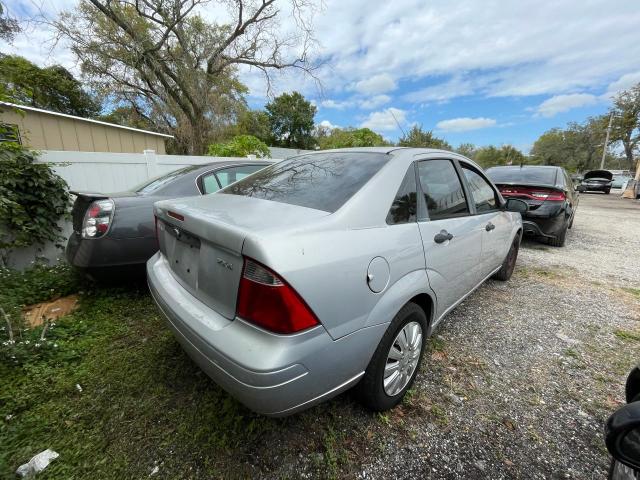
(459, 162, 512, 277)
(416, 158, 483, 319)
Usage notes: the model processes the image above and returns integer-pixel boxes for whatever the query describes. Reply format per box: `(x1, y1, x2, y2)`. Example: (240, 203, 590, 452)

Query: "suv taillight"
(82, 199, 114, 238)
(236, 258, 320, 334)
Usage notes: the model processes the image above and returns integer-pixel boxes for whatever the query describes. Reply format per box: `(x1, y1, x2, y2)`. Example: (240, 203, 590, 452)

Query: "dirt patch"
(23, 294, 79, 327)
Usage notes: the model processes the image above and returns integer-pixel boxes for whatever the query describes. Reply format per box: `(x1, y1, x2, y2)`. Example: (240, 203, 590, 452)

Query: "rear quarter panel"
(242, 222, 429, 340)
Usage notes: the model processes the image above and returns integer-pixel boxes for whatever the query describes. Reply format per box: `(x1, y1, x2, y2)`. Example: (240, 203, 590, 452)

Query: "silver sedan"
(147, 147, 527, 416)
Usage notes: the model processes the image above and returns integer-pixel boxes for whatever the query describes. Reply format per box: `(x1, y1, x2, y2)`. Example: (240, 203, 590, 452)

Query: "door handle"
(434, 230, 454, 244)
(485, 222, 495, 232)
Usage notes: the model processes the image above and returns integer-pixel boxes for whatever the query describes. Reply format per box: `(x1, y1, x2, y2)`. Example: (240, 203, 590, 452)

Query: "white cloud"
(535, 93, 598, 117)
(603, 71, 640, 99)
(353, 73, 397, 95)
(436, 117, 496, 132)
(358, 94, 391, 109)
(319, 119, 340, 130)
(320, 99, 352, 109)
(360, 107, 406, 131)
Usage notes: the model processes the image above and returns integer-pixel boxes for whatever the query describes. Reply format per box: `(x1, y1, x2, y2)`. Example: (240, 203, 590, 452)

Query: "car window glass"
(134, 165, 201, 194)
(417, 160, 469, 220)
(222, 153, 390, 213)
(201, 173, 221, 194)
(486, 167, 557, 185)
(461, 165, 498, 213)
(386, 165, 417, 225)
(215, 164, 268, 189)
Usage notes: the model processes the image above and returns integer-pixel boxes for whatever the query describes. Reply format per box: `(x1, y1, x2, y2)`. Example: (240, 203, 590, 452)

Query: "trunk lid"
(494, 183, 565, 211)
(583, 170, 613, 181)
(154, 193, 330, 320)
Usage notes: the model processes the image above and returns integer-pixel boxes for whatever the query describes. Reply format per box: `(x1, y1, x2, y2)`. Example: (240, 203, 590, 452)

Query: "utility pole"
(600, 112, 614, 170)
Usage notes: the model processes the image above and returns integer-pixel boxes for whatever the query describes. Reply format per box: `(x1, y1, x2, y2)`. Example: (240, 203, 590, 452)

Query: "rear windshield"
(220, 152, 390, 212)
(486, 167, 557, 185)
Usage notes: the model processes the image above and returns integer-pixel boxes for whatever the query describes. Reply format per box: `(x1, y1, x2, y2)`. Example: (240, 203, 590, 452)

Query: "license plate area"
(165, 224, 201, 289)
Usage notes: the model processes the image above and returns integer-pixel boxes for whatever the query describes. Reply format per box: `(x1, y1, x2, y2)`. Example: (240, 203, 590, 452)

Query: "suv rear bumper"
(146, 252, 384, 416)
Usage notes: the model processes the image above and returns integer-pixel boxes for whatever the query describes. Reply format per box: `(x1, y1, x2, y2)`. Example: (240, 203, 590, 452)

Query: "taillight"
(236, 258, 320, 334)
(499, 186, 565, 201)
(82, 199, 114, 238)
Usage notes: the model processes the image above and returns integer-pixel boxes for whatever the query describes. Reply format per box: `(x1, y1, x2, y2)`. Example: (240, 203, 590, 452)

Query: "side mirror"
(504, 198, 528, 213)
(605, 402, 640, 472)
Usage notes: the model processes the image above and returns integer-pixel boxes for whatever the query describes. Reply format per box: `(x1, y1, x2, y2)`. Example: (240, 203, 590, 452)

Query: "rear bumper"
(578, 184, 610, 192)
(521, 203, 570, 238)
(66, 232, 157, 268)
(146, 252, 384, 416)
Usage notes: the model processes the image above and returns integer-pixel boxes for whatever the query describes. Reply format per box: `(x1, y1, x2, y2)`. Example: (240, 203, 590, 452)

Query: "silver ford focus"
(147, 147, 527, 416)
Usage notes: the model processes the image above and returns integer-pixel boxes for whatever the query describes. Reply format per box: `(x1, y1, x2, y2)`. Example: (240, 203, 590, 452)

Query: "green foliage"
(235, 109, 272, 144)
(318, 127, 388, 149)
(0, 145, 71, 264)
(0, 54, 100, 117)
(474, 145, 525, 168)
(266, 91, 317, 149)
(207, 135, 271, 158)
(398, 125, 452, 150)
(530, 117, 607, 172)
(97, 105, 154, 131)
(455, 143, 478, 159)
(610, 83, 640, 170)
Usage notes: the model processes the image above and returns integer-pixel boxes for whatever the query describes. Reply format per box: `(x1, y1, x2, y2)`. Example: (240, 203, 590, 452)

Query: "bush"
(207, 135, 271, 158)
(0, 144, 71, 265)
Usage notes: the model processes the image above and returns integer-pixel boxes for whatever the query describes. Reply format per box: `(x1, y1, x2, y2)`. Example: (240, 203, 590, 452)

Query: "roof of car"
(487, 165, 562, 170)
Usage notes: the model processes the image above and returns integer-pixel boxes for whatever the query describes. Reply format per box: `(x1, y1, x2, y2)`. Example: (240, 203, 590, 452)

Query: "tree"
(318, 127, 387, 149)
(207, 135, 270, 158)
(0, 54, 100, 117)
(265, 91, 317, 149)
(610, 83, 640, 171)
(97, 105, 155, 130)
(0, 2, 19, 43)
(235, 109, 272, 144)
(54, 0, 316, 155)
(456, 143, 477, 159)
(474, 145, 525, 168)
(397, 125, 452, 150)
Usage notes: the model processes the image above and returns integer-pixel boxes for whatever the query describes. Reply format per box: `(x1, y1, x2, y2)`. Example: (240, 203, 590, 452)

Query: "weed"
(614, 329, 640, 342)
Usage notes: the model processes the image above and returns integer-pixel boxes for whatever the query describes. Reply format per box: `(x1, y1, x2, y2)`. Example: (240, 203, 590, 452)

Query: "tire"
(493, 235, 520, 281)
(605, 189, 611, 194)
(548, 221, 568, 247)
(356, 302, 427, 412)
(568, 213, 575, 229)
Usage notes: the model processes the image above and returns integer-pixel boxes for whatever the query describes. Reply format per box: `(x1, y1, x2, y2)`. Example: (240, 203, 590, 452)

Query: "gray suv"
(147, 148, 526, 416)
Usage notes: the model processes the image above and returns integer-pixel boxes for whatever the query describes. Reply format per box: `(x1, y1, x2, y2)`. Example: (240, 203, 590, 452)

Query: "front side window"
(461, 165, 498, 213)
(222, 152, 390, 213)
(417, 160, 469, 220)
(386, 165, 417, 225)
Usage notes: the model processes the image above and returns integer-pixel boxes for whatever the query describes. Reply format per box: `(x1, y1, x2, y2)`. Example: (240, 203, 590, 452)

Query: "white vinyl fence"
(6, 150, 274, 269)
(39, 150, 256, 192)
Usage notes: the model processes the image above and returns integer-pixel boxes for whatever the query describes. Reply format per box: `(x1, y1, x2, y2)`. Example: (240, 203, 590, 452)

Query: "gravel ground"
(244, 192, 640, 480)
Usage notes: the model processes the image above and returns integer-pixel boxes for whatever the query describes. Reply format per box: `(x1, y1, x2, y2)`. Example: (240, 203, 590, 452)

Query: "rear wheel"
(356, 302, 427, 412)
(493, 235, 520, 281)
(548, 221, 568, 247)
(605, 188, 611, 194)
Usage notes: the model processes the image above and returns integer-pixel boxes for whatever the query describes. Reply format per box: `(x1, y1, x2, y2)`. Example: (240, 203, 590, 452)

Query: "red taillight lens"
(82, 199, 114, 238)
(236, 258, 320, 334)
(499, 186, 565, 201)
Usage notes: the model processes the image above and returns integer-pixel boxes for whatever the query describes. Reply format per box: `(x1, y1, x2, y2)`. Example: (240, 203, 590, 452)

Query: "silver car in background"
(147, 148, 527, 416)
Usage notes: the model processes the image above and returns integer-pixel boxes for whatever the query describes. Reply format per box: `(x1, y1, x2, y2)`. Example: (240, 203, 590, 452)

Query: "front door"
(416, 159, 483, 320)
(459, 162, 512, 277)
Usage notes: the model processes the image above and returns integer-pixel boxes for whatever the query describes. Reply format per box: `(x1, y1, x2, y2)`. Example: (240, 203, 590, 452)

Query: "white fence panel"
(38, 150, 258, 192)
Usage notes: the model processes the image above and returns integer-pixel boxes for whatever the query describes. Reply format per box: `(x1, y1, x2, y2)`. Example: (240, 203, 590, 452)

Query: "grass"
(0, 264, 370, 479)
(614, 329, 640, 342)
(622, 288, 640, 298)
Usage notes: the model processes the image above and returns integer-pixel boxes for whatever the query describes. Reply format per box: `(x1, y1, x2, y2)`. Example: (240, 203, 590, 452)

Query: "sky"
(3, 0, 640, 152)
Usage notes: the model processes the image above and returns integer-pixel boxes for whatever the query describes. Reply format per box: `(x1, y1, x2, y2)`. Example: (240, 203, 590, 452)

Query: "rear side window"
(221, 152, 390, 213)
(461, 165, 498, 212)
(386, 165, 417, 225)
(215, 164, 268, 189)
(417, 160, 469, 220)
